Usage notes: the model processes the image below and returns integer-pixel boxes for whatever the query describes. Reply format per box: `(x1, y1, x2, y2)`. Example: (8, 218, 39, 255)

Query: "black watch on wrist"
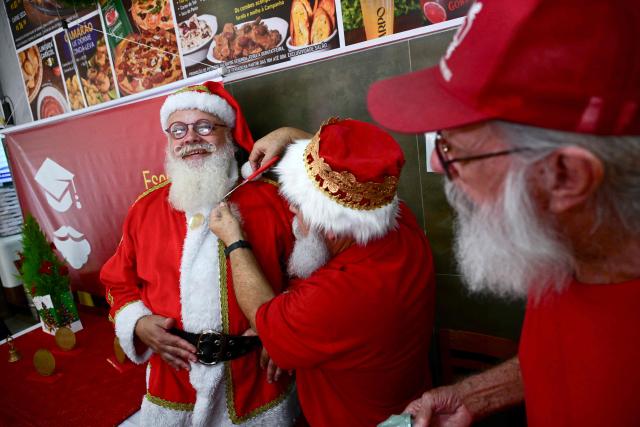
(224, 240, 252, 257)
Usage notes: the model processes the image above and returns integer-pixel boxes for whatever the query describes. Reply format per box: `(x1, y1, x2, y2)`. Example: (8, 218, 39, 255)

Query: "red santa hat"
(368, 0, 640, 136)
(159, 81, 254, 153)
(276, 118, 404, 245)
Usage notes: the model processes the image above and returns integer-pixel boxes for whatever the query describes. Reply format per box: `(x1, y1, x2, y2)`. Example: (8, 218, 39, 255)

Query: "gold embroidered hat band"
(275, 117, 405, 244)
(302, 117, 403, 211)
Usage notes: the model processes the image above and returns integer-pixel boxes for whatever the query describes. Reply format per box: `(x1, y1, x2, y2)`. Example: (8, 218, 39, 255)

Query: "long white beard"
(287, 218, 331, 279)
(446, 167, 574, 298)
(165, 142, 238, 212)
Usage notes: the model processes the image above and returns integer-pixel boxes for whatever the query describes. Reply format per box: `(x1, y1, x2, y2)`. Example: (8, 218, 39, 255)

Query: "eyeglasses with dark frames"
(434, 130, 531, 180)
(165, 119, 227, 140)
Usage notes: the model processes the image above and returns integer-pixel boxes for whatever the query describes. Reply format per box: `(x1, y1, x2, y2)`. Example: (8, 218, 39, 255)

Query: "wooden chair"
(437, 328, 519, 386)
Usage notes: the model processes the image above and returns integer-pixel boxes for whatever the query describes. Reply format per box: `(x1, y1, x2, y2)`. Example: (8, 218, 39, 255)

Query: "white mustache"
(53, 225, 85, 240)
(176, 143, 216, 158)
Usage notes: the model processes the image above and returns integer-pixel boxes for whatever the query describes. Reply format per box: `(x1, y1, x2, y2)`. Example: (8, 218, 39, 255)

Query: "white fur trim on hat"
(114, 300, 154, 364)
(276, 139, 399, 245)
(160, 91, 236, 130)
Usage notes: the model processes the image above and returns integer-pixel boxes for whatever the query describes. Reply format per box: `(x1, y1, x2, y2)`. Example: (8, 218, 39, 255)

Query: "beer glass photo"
(359, 0, 395, 40)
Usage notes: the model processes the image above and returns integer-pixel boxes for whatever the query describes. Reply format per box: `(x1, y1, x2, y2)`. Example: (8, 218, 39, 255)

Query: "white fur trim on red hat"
(160, 91, 236, 130)
(276, 139, 399, 245)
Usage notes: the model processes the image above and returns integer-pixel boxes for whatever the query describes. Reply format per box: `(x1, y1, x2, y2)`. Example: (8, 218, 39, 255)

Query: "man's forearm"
(228, 248, 275, 330)
(457, 356, 524, 420)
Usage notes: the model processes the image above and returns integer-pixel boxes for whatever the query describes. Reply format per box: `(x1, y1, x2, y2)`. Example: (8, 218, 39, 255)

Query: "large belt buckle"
(196, 329, 224, 365)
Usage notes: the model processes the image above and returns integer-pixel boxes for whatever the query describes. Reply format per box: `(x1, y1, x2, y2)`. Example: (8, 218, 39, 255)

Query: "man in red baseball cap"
(367, 1, 640, 426)
(101, 81, 298, 426)
(209, 118, 436, 427)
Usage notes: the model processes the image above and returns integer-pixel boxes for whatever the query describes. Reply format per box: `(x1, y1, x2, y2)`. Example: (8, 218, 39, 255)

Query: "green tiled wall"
(228, 29, 524, 341)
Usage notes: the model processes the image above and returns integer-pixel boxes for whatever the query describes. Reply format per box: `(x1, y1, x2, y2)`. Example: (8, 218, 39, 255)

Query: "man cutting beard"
(210, 118, 436, 427)
(246, 2, 640, 424)
(101, 81, 297, 426)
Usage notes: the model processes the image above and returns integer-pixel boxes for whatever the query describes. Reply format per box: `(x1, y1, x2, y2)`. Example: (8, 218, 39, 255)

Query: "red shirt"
(256, 204, 436, 427)
(519, 278, 640, 427)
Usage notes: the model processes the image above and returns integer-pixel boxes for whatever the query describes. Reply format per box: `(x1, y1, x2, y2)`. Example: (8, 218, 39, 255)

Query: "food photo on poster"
(18, 37, 71, 120)
(287, 0, 337, 56)
(55, 13, 119, 110)
(172, 0, 339, 77)
(340, 0, 473, 45)
(4, 0, 96, 50)
(98, 0, 184, 96)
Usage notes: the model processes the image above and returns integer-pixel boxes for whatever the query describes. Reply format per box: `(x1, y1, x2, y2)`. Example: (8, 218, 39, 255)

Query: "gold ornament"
(33, 349, 56, 376)
(189, 213, 205, 229)
(113, 337, 126, 364)
(54, 327, 76, 351)
(303, 118, 398, 211)
(7, 336, 21, 363)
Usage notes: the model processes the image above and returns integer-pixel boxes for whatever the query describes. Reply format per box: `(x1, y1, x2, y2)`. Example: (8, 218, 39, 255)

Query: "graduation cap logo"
(35, 158, 82, 213)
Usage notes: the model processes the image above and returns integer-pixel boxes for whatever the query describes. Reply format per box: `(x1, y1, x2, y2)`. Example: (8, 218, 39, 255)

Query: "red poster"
(4, 96, 168, 296)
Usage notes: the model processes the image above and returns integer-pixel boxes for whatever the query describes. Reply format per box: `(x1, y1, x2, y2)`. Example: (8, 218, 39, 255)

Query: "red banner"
(5, 96, 168, 296)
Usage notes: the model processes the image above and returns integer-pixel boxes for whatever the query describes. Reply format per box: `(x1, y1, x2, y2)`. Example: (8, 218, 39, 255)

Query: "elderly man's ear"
(536, 146, 604, 214)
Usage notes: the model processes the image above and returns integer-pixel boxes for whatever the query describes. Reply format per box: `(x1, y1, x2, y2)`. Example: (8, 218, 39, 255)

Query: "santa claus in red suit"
(209, 118, 436, 427)
(100, 81, 297, 426)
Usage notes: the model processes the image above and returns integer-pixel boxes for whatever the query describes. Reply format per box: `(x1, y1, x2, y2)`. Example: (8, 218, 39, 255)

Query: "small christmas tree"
(15, 215, 80, 333)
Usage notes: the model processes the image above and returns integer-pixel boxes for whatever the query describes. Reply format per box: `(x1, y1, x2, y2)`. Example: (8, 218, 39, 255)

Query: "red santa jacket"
(101, 179, 294, 423)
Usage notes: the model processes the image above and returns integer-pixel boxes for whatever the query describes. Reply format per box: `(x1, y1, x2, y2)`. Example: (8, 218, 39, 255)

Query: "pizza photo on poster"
(98, 0, 184, 96)
(341, 0, 474, 45)
(18, 37, 71, 121)
(54, 13, 119, 112)
(4, 0, 96, 50)
(172, 0, 339, 78)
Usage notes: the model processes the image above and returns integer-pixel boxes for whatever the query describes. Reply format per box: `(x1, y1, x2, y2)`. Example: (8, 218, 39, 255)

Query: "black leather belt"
(170, 328, 261, 365)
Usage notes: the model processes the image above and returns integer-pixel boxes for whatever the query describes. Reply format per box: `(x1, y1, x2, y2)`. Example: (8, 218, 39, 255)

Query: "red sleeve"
(100, 205, 143, 323)
(255, 268, 365, 370)
(231, 181, 294, 295)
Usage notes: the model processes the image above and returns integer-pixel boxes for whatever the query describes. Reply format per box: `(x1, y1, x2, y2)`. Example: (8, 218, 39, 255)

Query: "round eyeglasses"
(434, 131, 531, 180)
(165, 119, 227, 140)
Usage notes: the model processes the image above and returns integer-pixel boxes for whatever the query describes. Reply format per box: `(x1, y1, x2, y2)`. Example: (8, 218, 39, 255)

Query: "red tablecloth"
(0, 308, 146, 427)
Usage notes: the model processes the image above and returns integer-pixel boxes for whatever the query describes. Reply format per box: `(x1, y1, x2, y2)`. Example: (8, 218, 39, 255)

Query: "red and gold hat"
(276, 118, 405, 244)
(160, 81, 254, 152)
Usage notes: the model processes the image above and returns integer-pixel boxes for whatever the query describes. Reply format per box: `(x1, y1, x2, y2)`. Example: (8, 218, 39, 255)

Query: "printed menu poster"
(172, 0, 339, 77)
(98, 0, 184, 96)
(341, 0, 473, 45)
(4, 0, 95, 50)
(55, 13, 119, 111)
(18, 36, 70, 120)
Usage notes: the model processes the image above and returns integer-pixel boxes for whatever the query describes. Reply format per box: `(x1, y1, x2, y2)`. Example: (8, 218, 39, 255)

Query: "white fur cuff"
(114, 301, 154, 364)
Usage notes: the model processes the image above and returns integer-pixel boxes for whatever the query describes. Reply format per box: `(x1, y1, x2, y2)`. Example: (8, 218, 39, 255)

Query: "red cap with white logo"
(367, 0, 640, 136)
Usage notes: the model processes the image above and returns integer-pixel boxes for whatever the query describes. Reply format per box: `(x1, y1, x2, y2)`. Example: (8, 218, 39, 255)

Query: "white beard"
(446, 167, 574, 298)
(287, 218, 331, 279)
(165, 142, 238, 212)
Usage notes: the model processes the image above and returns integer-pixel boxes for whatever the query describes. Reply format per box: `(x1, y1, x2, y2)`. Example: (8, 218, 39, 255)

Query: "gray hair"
(493, 121, 640, 234)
